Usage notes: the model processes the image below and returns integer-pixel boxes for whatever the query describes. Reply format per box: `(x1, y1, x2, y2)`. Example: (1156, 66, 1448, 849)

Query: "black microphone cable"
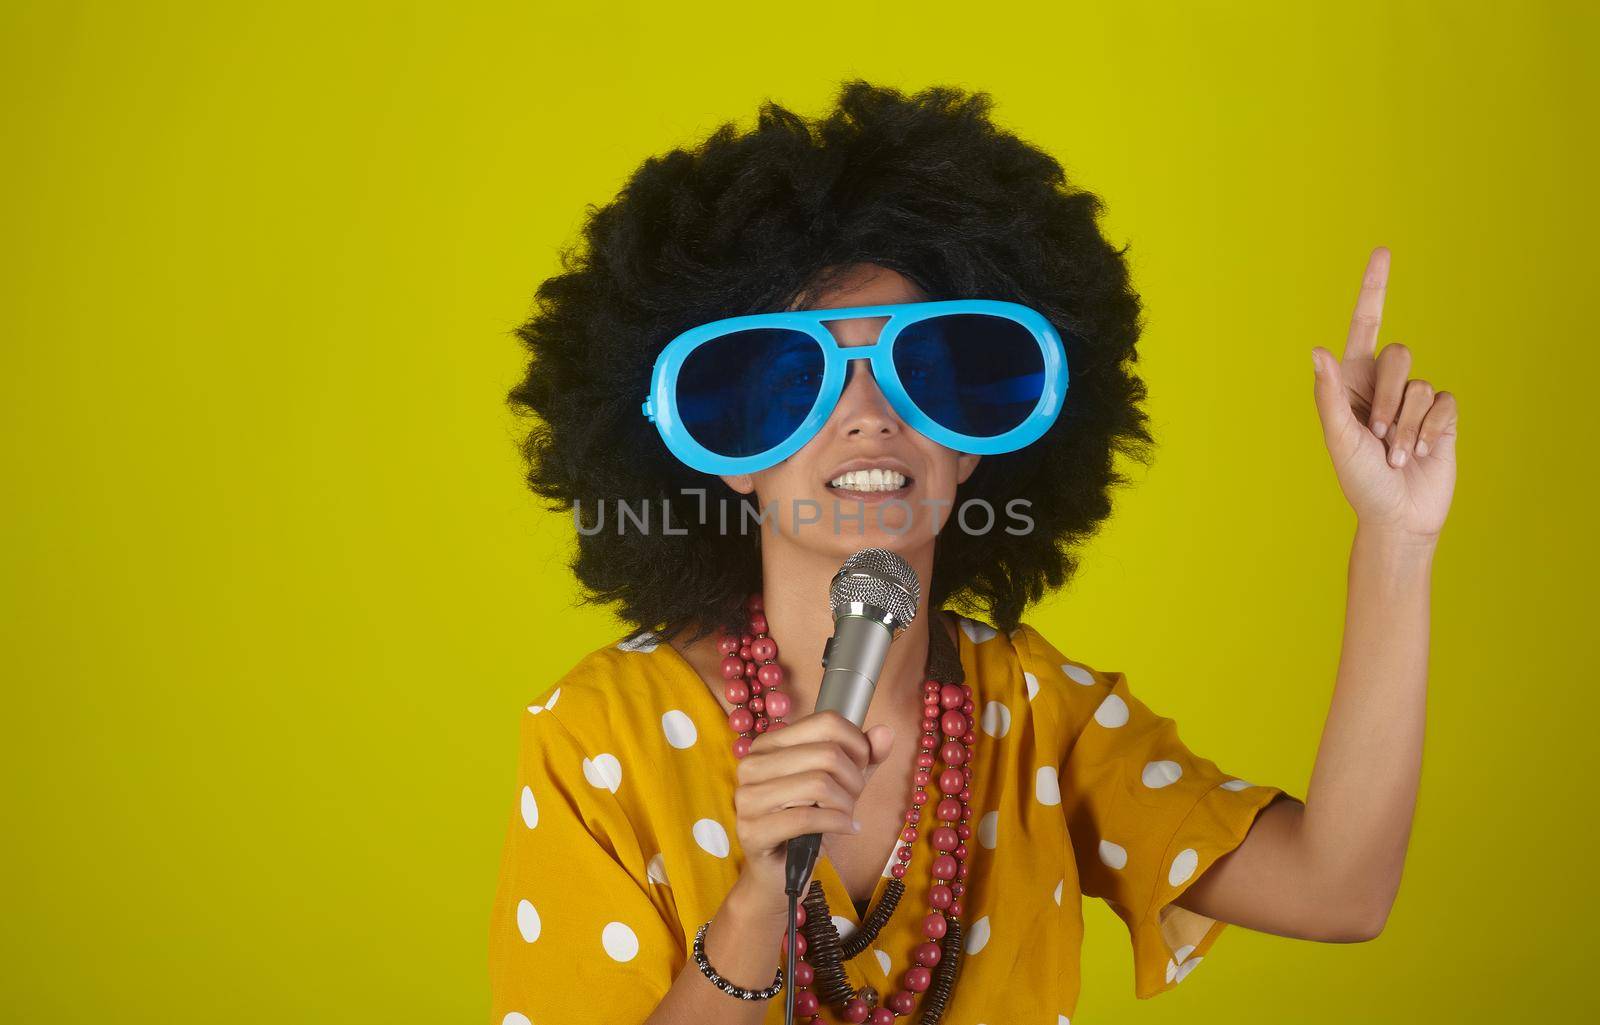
(782, 834, 822, 1025)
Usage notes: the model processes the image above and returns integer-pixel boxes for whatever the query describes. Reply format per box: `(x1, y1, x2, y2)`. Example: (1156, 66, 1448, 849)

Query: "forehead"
(790, 263, 929, 345)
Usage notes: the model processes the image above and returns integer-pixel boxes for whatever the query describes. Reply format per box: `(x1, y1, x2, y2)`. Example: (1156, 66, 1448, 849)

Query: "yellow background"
(4, 1, 1593, 1021)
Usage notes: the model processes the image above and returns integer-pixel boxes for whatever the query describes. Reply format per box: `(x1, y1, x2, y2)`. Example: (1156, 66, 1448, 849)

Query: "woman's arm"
(1176, 247, 1458, 942)
(1177, 526, 1434, 941)
(644, 876, 792, 1025)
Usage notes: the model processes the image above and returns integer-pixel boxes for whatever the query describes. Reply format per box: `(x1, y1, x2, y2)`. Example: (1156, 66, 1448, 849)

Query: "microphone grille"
(829, 548, 921, 627)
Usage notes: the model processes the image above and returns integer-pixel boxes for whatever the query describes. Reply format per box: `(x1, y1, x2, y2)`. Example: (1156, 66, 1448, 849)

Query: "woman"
(489, 82, 1456, 1024)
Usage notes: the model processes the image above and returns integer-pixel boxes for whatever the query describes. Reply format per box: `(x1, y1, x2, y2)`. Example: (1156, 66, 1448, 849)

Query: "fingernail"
(1393, 447, 1407, 467)
(852, 819, 862, 833)
(1416, 439, 1429, 457)
(1311, 352, 1321, 375)
(1373, 421, 1387, 439)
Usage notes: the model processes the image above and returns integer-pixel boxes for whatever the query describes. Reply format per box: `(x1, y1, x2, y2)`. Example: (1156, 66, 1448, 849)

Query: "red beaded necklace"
(719, 594, 975, 1024)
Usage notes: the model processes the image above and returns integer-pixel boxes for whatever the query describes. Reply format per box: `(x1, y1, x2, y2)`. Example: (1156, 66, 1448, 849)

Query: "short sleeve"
(1015, 625, 1298, 999)
(488, 701, 681, 1024)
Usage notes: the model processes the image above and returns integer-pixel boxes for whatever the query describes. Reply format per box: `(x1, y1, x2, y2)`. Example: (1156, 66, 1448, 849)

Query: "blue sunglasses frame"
(640, 298, 1069, 475)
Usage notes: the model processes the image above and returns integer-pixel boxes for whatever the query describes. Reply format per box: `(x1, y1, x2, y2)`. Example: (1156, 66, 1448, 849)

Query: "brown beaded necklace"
(718, 594, 973, 1024)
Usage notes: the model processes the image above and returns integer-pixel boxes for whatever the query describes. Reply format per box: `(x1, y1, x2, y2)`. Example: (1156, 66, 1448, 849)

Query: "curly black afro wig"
(507, 80, 1156, 641)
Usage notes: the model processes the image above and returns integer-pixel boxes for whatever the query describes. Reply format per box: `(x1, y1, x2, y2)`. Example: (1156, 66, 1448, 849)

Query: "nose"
(834, 359, 901, 440)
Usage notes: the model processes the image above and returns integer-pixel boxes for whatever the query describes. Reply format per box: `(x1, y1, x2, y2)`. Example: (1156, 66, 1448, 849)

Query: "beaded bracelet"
(692, 921, 785, 1001)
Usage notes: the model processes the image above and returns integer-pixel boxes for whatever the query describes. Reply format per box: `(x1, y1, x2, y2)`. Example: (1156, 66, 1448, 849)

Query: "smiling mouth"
(826, 468, 914, 496)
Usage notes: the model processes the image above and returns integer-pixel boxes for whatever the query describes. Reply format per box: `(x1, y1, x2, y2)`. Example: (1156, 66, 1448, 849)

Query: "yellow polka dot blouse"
(489, 616, 1293, 1024)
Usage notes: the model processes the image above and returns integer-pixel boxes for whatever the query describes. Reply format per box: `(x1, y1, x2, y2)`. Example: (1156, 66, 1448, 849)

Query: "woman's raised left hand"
(1311, 246, 1459, 543)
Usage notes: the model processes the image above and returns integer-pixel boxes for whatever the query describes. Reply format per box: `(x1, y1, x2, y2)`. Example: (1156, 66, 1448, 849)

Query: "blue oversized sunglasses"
(640, 298, 1070, 475)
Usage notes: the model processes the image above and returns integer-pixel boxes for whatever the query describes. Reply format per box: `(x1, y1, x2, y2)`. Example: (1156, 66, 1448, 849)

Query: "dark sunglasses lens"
(892, 314, 1045, 438)
(675, 328, 825, 459)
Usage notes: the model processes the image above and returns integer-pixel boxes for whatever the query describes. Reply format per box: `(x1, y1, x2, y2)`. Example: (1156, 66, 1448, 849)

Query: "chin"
(804, 491, 939, 554)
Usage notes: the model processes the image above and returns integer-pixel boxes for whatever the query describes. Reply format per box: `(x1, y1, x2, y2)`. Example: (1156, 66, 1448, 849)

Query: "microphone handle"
(783, 615, 894, 897)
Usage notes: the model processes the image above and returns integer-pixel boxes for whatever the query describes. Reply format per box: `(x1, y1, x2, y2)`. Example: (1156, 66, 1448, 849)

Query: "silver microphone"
(814, 548, 922, 724)
(783, 548, 921, 896)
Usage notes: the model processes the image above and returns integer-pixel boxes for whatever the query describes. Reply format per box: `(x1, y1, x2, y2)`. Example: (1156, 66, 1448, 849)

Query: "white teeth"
(828, 468, 908, 493)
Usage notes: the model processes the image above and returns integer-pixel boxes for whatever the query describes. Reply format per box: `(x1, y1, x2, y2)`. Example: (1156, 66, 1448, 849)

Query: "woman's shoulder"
(1004, 620, 1121, 691)
(949, 613, 1126, 744)
(522, 628, 708, 755)
(945, 613, 1118, 689)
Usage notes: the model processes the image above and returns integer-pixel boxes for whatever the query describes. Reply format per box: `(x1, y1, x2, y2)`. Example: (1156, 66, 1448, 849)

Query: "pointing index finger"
(1344, 245, 1391, 361)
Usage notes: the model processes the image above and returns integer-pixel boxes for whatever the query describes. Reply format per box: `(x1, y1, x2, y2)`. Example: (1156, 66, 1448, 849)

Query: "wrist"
(697, 877, 791, 997)
(1351, 525, 1438, 586)
(725, 873, 794, 925)
(1354, 522, 1440, 554)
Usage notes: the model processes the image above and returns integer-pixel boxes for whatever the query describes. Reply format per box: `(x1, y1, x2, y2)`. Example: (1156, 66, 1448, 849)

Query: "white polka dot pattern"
(1168, 848, 1199, 886)
(582, 753, 622, 793)
(1024, 671, 1040, 701)
(965, 915, 992, 955)
(660, 709, 697, 749)
(692, 818, 730, 858)
(647, 852, 669, 886)
(1141, 759, 1183, 789)
(1098, 839, 1128, 870)
(602, 921, 639, 962)
(1035, 765, 1062, 805)
(1093, 693, 1129, 728)
(617, 631, 659, 653)
(880, 842, 904, 878)
(980, 701, 1011, 738)
(977, 810, 999, 849)
(959, 617, 998, 643)
(520, 785, 538, 829)
(516, 900, 540, 942)
(1060, 663, 1096, 686)
(527, 687, 561, 715)
(1166, 953, 1204, 983)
